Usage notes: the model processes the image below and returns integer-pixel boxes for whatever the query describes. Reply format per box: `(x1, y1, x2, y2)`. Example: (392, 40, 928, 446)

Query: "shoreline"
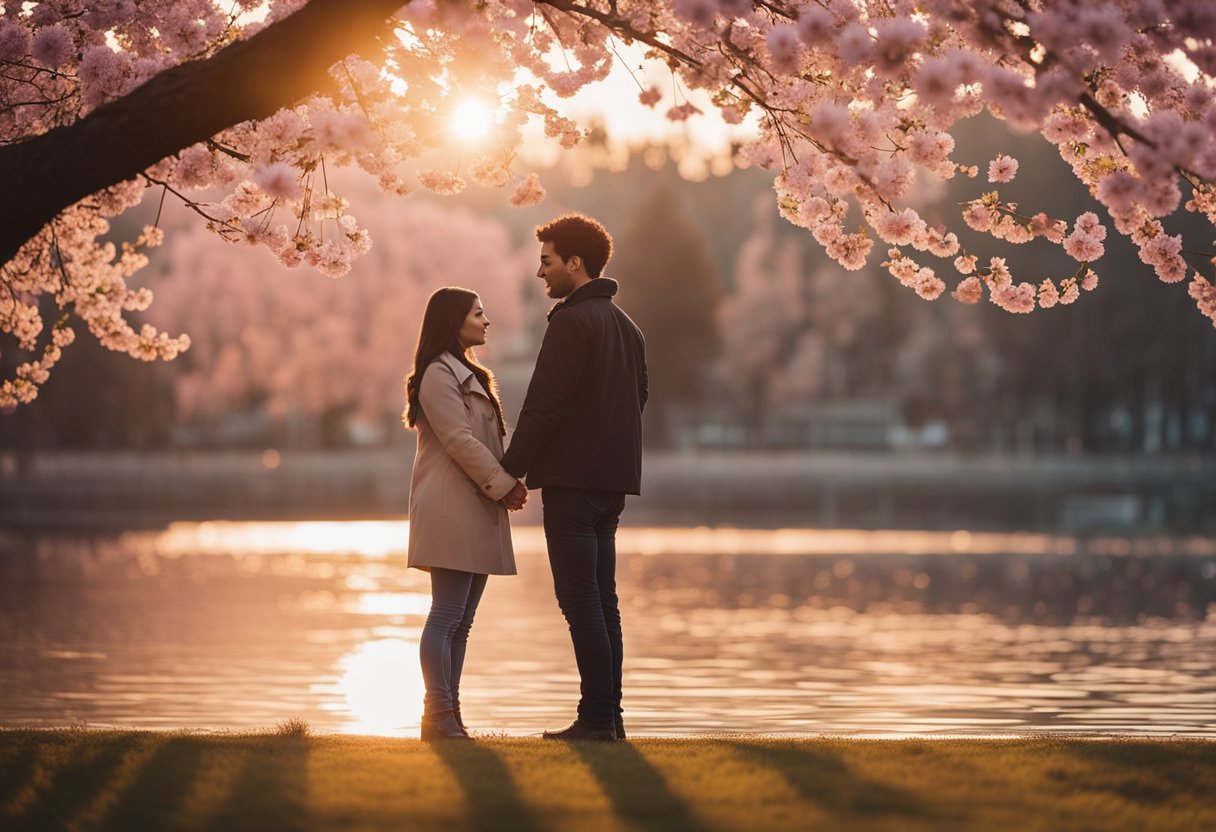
(4, 725, 1215, 741)
(3, 448, 1216, 534)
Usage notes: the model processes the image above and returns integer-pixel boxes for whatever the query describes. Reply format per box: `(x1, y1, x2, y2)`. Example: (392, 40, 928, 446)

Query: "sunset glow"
(452, 99, 494, 140)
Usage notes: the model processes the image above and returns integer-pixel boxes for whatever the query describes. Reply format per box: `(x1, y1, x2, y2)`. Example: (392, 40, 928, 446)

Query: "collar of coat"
(547, 276, 618, 320)
(436, 352, 490, 399)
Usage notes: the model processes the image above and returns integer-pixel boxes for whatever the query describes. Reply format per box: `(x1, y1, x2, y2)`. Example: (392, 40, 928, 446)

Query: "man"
(499, 213, 647, 742)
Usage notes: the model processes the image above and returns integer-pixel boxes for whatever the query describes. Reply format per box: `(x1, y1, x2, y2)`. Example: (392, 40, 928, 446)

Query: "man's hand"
(499, 480, 528, 511)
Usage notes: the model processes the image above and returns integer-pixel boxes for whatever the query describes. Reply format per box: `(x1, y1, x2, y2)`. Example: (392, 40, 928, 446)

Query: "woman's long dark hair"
(404, 287, 506, 437)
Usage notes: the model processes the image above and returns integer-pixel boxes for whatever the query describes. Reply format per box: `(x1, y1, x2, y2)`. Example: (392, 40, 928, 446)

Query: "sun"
(452, 99, 494, 140)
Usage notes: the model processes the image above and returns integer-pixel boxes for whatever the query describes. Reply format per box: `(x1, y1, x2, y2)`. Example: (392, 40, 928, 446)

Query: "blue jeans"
(419, 567, 488, 715)
(542, 487, 626, 728)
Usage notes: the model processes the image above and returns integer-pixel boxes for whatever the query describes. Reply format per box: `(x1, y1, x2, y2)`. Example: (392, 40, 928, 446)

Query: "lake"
(1, 522, 1213, 737)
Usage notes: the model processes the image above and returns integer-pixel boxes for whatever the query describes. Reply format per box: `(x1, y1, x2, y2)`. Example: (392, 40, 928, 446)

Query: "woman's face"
(457, 297, 490, 348)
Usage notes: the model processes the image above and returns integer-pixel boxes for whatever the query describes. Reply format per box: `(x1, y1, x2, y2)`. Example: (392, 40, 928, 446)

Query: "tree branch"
(0, 0, 403, 268)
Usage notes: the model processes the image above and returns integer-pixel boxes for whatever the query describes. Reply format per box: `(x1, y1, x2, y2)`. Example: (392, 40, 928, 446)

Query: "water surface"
(1, 522, 1213, 737)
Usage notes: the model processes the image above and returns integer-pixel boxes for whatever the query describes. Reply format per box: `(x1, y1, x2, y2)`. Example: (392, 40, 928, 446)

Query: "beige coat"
(408, 352, 518, 575)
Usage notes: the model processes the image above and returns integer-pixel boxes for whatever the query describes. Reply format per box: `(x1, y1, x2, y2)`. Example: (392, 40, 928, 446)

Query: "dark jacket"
(500, 277, 648, 494)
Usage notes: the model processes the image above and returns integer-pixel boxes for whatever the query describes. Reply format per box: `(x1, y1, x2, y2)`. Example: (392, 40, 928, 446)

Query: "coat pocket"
(441, 461, 498, 523)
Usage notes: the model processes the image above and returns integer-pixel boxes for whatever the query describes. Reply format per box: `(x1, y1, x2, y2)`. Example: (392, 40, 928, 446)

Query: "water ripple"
(0, 523, 1212, 737)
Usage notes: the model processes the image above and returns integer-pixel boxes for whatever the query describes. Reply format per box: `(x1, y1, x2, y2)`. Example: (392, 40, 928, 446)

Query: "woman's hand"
(499, 481, 528, 511)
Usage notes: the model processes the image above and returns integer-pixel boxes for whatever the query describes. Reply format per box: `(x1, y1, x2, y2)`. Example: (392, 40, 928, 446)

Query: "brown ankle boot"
(421, 710, 469, 741)
(452, 704, 470, 736)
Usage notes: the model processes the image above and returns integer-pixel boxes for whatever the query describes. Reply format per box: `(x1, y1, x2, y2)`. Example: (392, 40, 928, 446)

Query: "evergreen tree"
(614, 187, 723, 445)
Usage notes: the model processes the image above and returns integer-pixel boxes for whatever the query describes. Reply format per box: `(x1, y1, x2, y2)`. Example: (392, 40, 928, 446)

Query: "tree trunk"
(0, 0, 405, 267)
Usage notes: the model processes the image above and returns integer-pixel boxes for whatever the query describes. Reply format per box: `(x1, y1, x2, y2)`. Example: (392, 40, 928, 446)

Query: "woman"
(404, 287, 526, 740)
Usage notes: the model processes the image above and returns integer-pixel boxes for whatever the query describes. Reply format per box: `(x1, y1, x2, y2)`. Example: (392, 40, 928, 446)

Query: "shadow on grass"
(0, 733, 41, 810)
(205, 734, 311, 832)
(5, 731, 145, 830)
(726, 740, 928, 820)
(432, 740, 541, 832)
(3, 732, 311, 832)
(1057, 741, 1216, 806)
(572, 741, 713, 832)
(101, 736, 208, 830)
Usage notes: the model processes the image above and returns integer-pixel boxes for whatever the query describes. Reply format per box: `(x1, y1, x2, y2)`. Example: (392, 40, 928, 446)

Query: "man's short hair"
(535, 214, 614, 279)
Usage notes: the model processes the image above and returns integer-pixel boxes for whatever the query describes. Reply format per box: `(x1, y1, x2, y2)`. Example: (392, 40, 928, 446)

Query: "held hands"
(499, 480, 528, 511)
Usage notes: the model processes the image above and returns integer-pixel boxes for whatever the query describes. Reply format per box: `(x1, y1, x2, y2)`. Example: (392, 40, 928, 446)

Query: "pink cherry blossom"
(417, 169, 467, 196)
(0, 21, 31, 62)
(671, 0, 717, 28)
(907, 130, 956, 168)
(991, 281, 1036, 314)
(873, 208, 925, 246)
(1189, 275, 1216, 327)
(639, 85, 662, 108)
(925, 228, 961, 258)
(987, 154, 1019, 183)
(1042, 111, 1092, 144)
(471, 157, 511, 189)
(796, 7, 835, 45)
(766, 25, 801, 74)
(30, 25, 72, 68)
(994, 216, 1034, 244)
(987, 257, 1012, 287)
(915, 58, 962, 110)
(1029, 213, 1067, 243)
(952, 276, 983, 305)
(252, 163, 303, 200)
(509, 173, 546, 208)
(836, 22, 873, 67)
(1063, 232, 1105, 263)
(666, 102, 702, 122)
(78, 45, 137, 109)
(544, 112, 583, 148)
(1138, 232, 1186, 283)
(872, 17, 926, 76)
(915, 269, 946, 300)
(963, 202, 994, 232)
(1038, 279, 1060, 309)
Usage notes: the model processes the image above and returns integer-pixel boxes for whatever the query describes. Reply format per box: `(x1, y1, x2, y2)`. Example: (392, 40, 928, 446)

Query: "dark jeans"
(419, 567, 488, 715)
(542, 487, 626, 728)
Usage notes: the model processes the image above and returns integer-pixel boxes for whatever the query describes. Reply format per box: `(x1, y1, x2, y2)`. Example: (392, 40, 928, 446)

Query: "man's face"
(537, 241, 576, 299)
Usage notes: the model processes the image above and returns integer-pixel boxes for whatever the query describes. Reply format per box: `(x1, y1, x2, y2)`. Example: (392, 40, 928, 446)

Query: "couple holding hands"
(403, 214, 647, 742)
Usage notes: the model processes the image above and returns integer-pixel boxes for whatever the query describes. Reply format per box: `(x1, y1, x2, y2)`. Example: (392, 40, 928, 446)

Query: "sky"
(522, 38, 760, 182)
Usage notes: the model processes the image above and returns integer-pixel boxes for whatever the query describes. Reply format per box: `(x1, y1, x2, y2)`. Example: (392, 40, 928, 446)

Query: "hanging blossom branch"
(2, 0, 1216, 409)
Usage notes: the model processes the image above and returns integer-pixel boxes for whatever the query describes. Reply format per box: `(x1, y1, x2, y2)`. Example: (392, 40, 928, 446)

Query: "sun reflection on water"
(146, 520, 1216, 560)
(314, 638, 424, 737)
(154, 520, 412, 558)
(352, 592, 431, 617)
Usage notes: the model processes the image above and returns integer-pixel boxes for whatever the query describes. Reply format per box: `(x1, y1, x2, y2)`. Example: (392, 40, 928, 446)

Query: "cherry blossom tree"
(3, 0, 1216, 409)
(148, 192, 529, 442)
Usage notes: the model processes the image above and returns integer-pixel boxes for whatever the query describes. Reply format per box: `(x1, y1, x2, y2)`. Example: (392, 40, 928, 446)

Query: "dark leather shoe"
(614, 713, 626, 740)
(542, 720, 618, 742)
(421, 711, 470, 741)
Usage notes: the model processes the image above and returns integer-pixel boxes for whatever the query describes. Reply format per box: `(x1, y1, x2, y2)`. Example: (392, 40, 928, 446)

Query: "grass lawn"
(1, 730, 1213, 831)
